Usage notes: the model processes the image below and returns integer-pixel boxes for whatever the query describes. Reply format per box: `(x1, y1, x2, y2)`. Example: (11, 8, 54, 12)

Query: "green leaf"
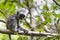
(42, 11, 51, 17)
(53, 14, 60, 18)
(45, 18, 51, 23)
(43, 4, 48, 11)
(57, 0, 60, 2)
(51, 4, 57, 10)
(17, 36, 22, 40)
(17, 36, 28, 40)
(28, 0, 33, 2)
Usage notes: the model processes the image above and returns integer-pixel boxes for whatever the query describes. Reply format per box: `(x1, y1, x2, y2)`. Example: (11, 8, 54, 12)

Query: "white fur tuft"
(18, 8, 29, 16)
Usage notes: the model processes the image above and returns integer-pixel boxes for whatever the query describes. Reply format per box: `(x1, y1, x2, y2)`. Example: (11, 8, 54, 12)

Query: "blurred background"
(0, 0, 60, 40)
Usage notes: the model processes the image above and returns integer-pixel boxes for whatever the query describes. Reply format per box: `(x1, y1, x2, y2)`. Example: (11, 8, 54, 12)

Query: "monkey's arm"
(16, 17, 28, 33)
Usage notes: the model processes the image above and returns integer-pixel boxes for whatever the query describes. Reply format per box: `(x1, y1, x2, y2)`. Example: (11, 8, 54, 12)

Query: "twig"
(24, 19, 31, 28)
(0, 20, 6, 23)
(0, 9, 7, 19)
(54, 19, 60, 33)
(53, 0, 60, 6)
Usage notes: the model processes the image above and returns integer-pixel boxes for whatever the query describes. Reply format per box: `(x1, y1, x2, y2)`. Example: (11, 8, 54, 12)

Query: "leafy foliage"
(0, 0, 60, 40)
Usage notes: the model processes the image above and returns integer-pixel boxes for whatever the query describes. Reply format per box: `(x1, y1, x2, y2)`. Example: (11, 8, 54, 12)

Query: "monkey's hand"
(17, 25, 28, 34)
(23, 29, 28, 34)
(20, 27, 28, 34)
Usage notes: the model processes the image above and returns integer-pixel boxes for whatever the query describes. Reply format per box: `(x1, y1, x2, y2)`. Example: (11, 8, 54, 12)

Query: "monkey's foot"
(23, 30, 28, 34)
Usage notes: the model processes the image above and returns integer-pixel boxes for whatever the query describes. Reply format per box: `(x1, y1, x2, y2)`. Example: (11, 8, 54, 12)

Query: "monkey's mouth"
(19, 14, 25, 19)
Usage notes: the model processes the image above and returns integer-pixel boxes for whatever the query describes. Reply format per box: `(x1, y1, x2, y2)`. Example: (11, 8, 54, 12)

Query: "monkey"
(7, 12, 28, 40)
(0, 9, 28, 40)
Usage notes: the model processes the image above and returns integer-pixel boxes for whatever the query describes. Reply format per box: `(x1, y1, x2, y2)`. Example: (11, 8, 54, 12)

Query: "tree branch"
(0, 20, 6, 23)
(54, 19, 60, 33)
(0, 9, 7, 19)
(0, 28, 58, 36)
(24, 19, 31, 28)
(53, 0, 60, 6)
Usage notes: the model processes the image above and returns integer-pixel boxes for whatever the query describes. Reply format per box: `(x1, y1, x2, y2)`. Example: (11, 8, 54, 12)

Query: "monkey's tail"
(0, 20, 6, 23)
(8, 34, 11, 40)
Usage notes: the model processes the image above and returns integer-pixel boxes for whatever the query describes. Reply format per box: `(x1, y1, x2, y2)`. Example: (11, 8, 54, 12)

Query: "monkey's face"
(19, 14, 25, 19)
(17, 8, 29, 19)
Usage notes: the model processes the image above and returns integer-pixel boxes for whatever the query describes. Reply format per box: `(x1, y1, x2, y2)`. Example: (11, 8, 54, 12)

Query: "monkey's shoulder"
(7, 14, 17, 22)
(8, 14, 16, 20)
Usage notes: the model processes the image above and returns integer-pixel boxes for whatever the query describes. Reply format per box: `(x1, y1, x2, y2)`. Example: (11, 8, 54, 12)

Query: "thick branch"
(0, 28, 58, 36)
(53, 0, 60, 6)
